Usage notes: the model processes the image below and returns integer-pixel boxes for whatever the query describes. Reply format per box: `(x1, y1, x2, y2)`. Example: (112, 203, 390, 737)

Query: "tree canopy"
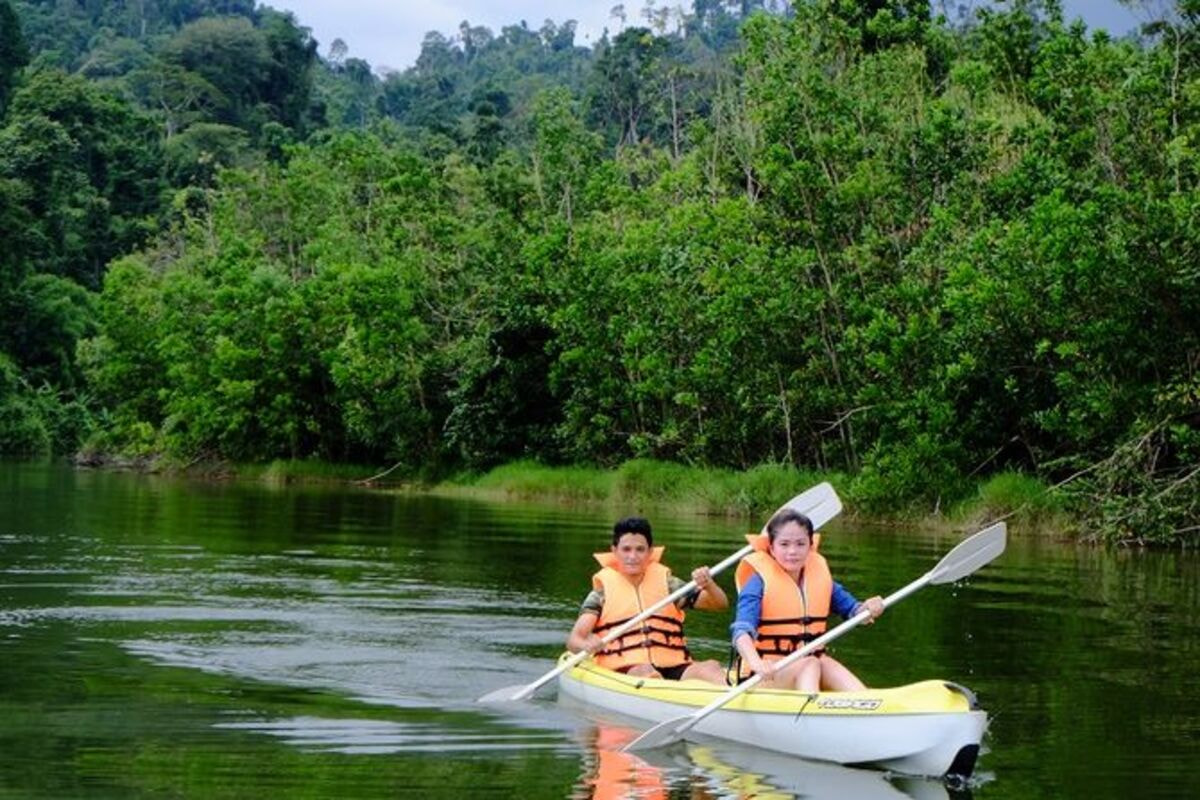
(0, 0, 1196, 543)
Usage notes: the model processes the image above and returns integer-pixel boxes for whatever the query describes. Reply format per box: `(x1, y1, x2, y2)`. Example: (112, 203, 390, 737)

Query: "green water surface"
(1, 462, 1196, 799)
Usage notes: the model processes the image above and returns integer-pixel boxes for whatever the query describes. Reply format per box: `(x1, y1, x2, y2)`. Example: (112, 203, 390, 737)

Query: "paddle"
(477, 482, 844, 704)
(621, 521, 1007, 752)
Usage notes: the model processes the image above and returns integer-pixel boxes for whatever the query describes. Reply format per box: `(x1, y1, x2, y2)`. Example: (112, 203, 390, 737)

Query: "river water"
(1, 462, 1196, 799)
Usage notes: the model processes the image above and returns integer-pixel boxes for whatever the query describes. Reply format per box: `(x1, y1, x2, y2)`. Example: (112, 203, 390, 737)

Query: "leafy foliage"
(1, 1, 1196, 543)
(0, 0, 28, 113)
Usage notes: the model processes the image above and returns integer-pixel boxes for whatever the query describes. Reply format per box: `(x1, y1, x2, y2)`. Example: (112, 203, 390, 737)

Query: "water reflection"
(572, 724, 670, 800)
(569, 718, 964, 800)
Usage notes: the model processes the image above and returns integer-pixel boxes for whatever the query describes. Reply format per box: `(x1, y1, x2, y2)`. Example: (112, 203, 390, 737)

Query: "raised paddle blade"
(928, 522, 1007, 586)
(773, 482, 842, 534)
(623, 714, 693, 752)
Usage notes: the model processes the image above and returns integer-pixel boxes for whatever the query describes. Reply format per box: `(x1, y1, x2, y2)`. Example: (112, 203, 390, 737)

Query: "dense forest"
(0, 0, 1196, 543)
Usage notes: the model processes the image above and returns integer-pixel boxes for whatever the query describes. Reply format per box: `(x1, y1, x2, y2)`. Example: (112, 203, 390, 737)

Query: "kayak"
(556, 653, 987, 778)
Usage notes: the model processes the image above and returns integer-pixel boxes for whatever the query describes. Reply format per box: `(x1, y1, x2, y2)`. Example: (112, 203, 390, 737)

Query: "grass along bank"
(145, 455, 1072, 535)
(433, 459, 1073, 534)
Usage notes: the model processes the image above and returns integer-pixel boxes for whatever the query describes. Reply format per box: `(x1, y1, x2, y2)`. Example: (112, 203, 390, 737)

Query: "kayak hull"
(557, 655, 987, 778)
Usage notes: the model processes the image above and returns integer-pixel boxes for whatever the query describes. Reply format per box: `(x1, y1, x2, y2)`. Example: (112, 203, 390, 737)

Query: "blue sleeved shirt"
(729, 573, 860, 643)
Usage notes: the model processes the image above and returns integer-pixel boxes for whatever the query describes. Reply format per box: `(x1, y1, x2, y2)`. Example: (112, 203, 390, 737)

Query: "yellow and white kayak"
(557, 654, 987, 778)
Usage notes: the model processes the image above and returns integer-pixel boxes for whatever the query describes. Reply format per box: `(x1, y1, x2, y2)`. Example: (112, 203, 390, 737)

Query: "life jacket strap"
(594, 614, 683, 634)
(599, 621, 689, 657)
(759, 615, 829, 627)
(601, 639, 691, 656)
(755, 632, 826, 656)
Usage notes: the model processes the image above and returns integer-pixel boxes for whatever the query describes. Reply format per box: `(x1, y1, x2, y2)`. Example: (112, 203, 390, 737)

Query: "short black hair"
(612, 516, 653, 546)
(766, 508, 814, 543)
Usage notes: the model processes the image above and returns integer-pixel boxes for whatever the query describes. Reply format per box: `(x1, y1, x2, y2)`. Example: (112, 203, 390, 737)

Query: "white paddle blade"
(928, 522, 1007, 585)
(622, 715, 692, 752)
(768, 482, 843, 534)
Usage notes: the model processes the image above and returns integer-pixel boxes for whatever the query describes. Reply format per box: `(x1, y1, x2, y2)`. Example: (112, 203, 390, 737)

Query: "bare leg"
(759, 656, 821, 692)
(818, 654, 866, 691)
(791, 656, 822, 692)
(680, 659, 728, 686)
(625, 664, 663, 679)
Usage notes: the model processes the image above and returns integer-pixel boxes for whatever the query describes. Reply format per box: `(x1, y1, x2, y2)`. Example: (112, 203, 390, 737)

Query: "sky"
(260, 1, 1145, 74)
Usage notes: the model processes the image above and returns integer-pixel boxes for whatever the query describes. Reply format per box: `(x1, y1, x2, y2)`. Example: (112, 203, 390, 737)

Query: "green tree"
(0, 352, 49, 455)
(531, 88, 601, 226)
(1, 69, 163, 287)
(159, 16, 271, 131)
(78, 254, 166, 444)
(0, 0, 29, 114)
(163, 121, 253, 185)
(257, 7, 318, 133)
(591, 27, 670, 147)
(125, 59, 227, 138)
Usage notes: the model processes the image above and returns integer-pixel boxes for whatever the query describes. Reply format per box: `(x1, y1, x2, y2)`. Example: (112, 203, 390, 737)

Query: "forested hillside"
(0, 1, 1196, 543)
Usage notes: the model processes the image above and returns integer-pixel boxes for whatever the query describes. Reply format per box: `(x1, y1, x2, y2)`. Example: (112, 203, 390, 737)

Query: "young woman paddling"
(730, 508, 884, 691)
(566, 516, 729, 685)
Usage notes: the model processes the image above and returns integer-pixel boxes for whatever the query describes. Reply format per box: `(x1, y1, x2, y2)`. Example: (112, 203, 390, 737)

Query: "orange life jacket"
(734, 533, 831, 677)
(591, 546, 690, 671)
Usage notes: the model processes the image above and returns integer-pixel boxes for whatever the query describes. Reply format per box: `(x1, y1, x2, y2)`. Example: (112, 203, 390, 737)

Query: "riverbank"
(128, 455, 1070, 536)
(442, 459, 1072, 535)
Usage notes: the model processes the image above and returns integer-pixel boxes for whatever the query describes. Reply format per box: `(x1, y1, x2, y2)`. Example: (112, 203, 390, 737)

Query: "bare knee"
(683, 660, 728, 686)
(780, 657, 821, 692)
(819, 656, 866, 691)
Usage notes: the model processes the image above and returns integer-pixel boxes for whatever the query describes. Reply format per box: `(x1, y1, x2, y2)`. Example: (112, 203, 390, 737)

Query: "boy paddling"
(566, 516, 729, 685)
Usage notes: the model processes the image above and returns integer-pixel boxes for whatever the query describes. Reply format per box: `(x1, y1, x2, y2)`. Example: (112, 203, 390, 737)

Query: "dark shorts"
(615, 663, 692, 681)
(656, 663, 691, 681)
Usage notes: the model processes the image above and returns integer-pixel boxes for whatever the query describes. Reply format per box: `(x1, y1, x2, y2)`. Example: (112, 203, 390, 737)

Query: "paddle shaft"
(506, 542, 755, 701)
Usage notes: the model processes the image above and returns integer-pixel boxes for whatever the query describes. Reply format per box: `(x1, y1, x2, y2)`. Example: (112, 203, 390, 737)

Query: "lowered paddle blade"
(478, 684, 533, 703)
(622, 714, 693, 752)
(928, 522, 1007, 586)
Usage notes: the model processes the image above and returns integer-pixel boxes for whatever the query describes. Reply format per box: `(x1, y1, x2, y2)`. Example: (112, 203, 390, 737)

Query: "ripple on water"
(213, 715, 569, 755)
